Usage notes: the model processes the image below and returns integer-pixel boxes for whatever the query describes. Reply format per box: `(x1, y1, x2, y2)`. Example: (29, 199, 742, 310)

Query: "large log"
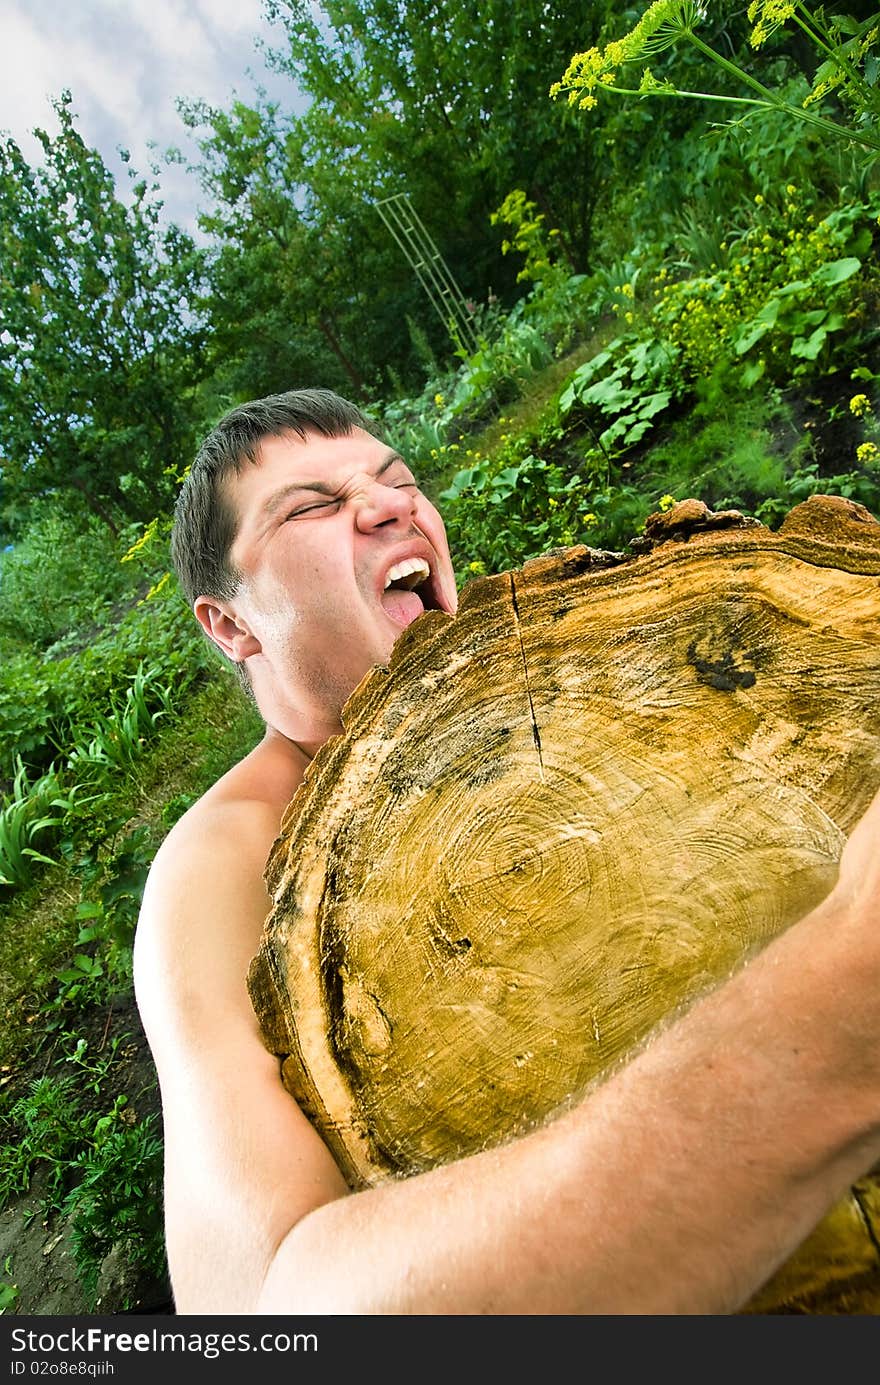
(248, 494, 880, 1314)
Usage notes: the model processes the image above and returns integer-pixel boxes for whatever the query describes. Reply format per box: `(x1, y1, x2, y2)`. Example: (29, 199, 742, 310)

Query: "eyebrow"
(261, 451, 412, 517)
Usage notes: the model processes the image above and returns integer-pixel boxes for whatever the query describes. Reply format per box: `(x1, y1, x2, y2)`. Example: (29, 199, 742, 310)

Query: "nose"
(354, 479, 417, 532)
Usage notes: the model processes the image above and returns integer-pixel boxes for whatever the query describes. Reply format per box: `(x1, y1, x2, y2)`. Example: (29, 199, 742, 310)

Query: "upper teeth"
(384, 557, 430, 591)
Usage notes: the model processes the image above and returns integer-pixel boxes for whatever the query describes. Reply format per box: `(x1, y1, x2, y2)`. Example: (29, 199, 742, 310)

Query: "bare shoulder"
(133, 730, 304, 1048)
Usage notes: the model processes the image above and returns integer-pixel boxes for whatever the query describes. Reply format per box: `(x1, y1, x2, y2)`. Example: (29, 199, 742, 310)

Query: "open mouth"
(381, 556, 445, 627)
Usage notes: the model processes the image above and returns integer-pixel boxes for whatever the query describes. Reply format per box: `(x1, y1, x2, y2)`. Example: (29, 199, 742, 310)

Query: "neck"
(260, 710, 344, 766)
(248, 662, 352, 760)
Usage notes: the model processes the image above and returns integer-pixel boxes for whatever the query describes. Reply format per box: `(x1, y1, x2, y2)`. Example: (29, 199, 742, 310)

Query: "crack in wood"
(509, 571, 545, 783)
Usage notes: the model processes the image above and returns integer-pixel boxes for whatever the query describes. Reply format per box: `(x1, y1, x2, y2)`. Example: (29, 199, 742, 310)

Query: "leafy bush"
(64, 1107, 166, 1309)
(0, 1066, 166, 1311)
(0, 504, 143, 653)
(651, 194, 878, 389)
(0, 580, 210, 785)
(439, 449, 604, 579)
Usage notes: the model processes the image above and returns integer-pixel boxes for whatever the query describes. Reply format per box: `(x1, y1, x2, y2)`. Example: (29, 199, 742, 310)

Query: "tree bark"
(249, 493, 880, 1314)
(316, 317, 366, 397)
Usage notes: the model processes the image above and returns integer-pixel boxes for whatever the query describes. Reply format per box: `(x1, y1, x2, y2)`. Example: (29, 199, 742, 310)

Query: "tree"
(177, 1, 622, 399)
(262, 0, 622, 272)
(0, 93, 209, 535)
(175, 96, 376, 404)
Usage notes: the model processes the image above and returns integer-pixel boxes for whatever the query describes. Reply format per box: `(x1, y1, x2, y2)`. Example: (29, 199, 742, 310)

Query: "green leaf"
(790, 326, 828, 359)
(75, 902, 103, 919)
(811, 257, 861, 287)
(734, 319, 771, 356)
(741, 357, 766, 388)
(636, 390, 672, 420)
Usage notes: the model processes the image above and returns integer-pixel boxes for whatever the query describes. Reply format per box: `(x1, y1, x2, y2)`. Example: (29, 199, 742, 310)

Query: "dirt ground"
(1, 991, 174, 1317)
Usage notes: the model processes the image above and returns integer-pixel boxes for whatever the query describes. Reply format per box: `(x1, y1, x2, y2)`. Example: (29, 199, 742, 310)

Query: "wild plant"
(551, 3, 880, 158)
(65, 662, 175, 779)
(0, 1257, 19, 1314)
(0, 1056, 166, 1310)
(0, 757, 80, 888)
(63, 1106, 166, 1309)
(0, 1072, 84, 1208)
(439, 450, 601, 579)
(69, 825, 154, 991)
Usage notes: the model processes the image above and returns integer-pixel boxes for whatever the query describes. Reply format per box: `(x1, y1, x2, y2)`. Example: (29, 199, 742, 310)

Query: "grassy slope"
(0, 667, 264, 1071)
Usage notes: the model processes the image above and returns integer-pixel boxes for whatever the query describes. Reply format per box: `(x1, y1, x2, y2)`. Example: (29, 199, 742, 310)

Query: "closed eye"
(285, 477, 418, 518)
(285, 499, 342, 519)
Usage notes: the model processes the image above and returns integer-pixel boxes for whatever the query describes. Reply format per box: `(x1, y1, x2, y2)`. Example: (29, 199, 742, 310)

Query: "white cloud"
(0, 0, 297, 232)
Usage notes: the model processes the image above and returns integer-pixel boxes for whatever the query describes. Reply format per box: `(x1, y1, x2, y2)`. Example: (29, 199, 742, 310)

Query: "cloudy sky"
(0, 0, 304, 234)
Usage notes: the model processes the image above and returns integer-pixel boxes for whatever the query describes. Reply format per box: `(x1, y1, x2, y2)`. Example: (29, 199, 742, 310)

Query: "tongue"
(381, 587, 425, 627)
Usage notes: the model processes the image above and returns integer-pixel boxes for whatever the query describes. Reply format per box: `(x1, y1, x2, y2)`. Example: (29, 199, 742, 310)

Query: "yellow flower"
(434, 393, 445, 407)
(467, 560, 486, 575)
(857, 441, 879, 463)
(658, 493, 677, 511)
(137, 570, 171, 605)
(122, 517, 160, 563)
(754, 193, 764, 205)
(850, 394, 872, 417)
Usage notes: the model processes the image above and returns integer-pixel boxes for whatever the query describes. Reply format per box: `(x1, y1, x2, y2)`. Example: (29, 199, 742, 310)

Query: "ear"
(193, 596, 262, 663)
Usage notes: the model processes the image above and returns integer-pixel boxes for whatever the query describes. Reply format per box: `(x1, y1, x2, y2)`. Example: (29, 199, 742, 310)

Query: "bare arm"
(135, 788, 880, 1316)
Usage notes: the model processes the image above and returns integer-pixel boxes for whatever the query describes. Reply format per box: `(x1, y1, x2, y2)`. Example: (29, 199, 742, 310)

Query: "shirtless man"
(133, 387, 880, 1316)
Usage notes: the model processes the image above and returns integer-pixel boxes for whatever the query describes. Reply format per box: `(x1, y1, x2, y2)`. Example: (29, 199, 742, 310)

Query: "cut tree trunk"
(248, 493, 880, 1315)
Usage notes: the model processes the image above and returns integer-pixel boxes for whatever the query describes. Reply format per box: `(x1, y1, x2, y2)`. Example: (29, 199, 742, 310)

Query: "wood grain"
(248, 494, 880, 1313)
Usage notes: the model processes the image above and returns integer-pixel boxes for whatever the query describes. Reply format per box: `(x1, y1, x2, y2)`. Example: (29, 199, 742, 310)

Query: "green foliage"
(374, 275, 598, 480)
(65, 663, 176, 780)
(0, 502, 146, 653)
(0, 758, 81, 888)
(182, 0, 620, 400)
(1, 1074, 81, 1207)
(0, 1257, 19, 1315)
(559, 336, 679, 462)
(651, 194, 878, 388)
(0, 94, 208, 532)
(551, 3, 880, 155)
(65, 826, 155, 996)
(491, 189, 572, 286)
(0, 578, 209, 787)
(0, 585, 209, 895)
(439, 449, 600, 580)
(63, 1106, 166, 1309)
(0, 1058, 165, 1310)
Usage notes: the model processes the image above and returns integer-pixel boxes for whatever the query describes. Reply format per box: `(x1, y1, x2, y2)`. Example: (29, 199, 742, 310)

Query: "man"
(134, 387, 880, 1316)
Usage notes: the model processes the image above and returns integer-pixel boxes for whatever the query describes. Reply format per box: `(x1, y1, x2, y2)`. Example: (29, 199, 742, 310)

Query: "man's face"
(225, 427, 459, 729)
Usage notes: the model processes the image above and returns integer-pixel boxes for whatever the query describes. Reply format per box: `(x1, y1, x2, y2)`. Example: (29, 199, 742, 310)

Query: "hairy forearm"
(257, 888, 880, 1315)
